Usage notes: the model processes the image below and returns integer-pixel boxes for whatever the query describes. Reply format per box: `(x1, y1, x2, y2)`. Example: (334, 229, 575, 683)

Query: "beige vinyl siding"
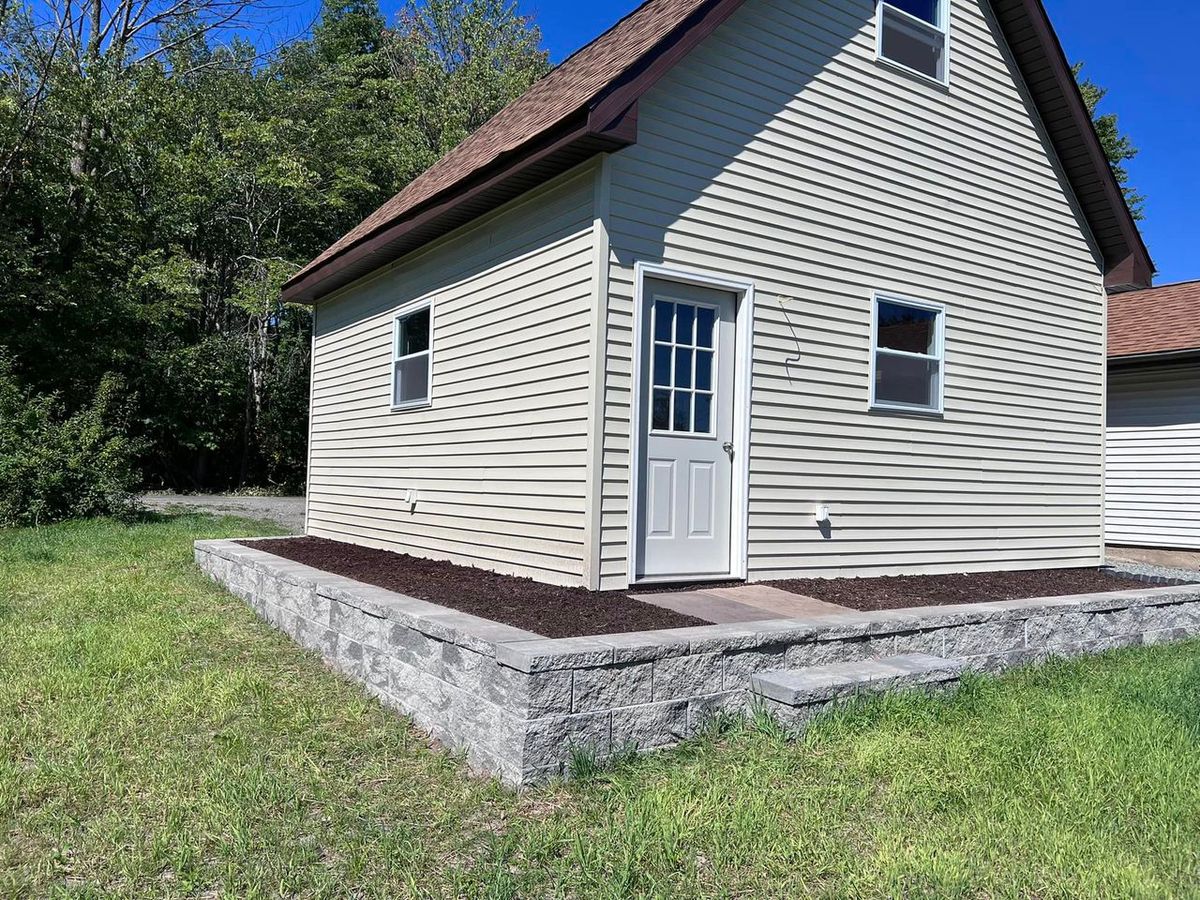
(1106, 364, 1200, 550)
(600, 0, 1106, 587)
(307, 165, 598, 585)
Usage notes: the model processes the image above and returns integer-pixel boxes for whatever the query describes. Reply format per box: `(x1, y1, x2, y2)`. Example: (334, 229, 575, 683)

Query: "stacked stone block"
(196, 539, 1200, 785)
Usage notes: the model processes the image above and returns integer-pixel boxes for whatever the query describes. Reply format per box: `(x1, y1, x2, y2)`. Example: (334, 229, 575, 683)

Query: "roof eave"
(1109, 348, 1200, 367)
(1105, 251, 1156, 294)
(287, 0, 1155, 305)
(283, 0, 750, 305)
(991, 0, 1154, 291)
(281, 107, 637, 305)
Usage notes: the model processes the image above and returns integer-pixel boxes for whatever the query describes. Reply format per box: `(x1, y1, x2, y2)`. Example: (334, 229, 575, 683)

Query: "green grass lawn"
(3, 516, 1200, 898)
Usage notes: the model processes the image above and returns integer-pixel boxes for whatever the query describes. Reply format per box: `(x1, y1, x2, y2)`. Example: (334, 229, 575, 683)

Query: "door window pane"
(673, 390, 691, 431)
(696, 307, 716, 348)
(653, 345, 671, 387)
(695, 350, 713, 391)
(693, 394, 712, 433)
(652, 389, 671, 430)
(674, 348, 693, 389)
(675, 304, 695, 344)
(649, 298, 723, 434)
(654, 301, 674, 341)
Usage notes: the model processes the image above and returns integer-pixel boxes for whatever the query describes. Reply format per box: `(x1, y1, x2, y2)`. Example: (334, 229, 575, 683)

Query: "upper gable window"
(877, 0, 949, 85)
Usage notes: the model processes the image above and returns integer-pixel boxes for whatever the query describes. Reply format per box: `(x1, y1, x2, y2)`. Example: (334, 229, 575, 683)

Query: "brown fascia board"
(288, 0, 1153, 304)
(281, 109, 635, 304)
(992, 0, 1153, 290)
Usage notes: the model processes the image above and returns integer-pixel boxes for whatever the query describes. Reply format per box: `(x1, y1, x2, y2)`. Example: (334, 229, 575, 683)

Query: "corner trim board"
(582, 156, 613, 590)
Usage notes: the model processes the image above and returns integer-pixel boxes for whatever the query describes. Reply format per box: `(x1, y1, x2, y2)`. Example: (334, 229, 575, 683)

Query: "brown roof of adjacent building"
(283, 0, 1154, 303)
(1109, 280, 1200, 359)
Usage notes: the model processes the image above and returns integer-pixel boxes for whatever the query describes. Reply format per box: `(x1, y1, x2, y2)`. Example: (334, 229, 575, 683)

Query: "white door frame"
(627, 260, 755, 585)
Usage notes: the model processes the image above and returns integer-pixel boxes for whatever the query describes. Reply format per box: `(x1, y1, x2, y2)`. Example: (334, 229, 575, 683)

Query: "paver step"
(750, 653, 964, 708)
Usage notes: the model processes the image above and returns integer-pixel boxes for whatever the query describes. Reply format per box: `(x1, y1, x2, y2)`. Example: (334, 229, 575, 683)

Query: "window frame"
(648, 295, 722, 438)
(868, 292, 946, 416)
(875, 0, 951, 88)
(390, 297, 434, 411)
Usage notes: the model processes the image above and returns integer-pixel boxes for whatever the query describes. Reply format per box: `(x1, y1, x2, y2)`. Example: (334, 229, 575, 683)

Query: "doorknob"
(722, 441, 734, 458)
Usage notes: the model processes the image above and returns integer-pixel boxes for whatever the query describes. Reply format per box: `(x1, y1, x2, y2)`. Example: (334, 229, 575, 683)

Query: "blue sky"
(525, 0, 1197, 286)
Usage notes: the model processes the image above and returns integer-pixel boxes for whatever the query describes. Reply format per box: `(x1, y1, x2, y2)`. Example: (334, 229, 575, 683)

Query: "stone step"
(751, 653, 965, 710)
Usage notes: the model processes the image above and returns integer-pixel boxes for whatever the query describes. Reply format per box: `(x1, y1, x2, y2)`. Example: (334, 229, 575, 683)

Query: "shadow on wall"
(604, 0, 874, 570)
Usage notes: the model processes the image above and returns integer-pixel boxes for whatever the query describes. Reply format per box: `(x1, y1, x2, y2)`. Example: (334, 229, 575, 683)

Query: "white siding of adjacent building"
(599, 0, 1106, 587)
(1106, 363, 1200, 550)
(306, 165, 600, 585)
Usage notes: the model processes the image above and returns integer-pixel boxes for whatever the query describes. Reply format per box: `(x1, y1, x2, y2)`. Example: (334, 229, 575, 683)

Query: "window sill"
(391, 400, 432, 412)
(874, 55, 950, 91)
(869, 402, 945, 419)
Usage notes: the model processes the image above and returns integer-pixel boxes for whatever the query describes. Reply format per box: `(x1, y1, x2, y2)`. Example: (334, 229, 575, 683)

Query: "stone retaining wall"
(197, 538, 1200, 785)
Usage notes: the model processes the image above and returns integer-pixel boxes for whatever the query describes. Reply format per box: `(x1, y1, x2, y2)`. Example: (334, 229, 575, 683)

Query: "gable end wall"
(600, 0, 1107, 587)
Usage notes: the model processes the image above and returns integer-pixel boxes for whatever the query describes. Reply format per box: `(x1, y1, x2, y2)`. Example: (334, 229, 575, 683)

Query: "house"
(284, 0, 1152, 591)
(1106, 281, 1200, 551)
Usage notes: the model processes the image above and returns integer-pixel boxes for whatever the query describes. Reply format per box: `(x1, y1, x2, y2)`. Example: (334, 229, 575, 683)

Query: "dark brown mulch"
(771, 567, 1155, 612)
(240, 536, 1161, 637)
(242, 536, 709, 638)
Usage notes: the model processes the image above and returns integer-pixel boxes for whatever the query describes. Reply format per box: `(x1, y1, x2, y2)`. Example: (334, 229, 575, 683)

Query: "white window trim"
(869, 291, 946, 416)
(875, 0, 951, 88)
(390, 297, 434, 411)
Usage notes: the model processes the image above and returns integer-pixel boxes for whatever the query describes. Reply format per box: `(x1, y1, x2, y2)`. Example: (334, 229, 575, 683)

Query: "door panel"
(637, 278, 737, 579)
(646, 459, 676, 538)
(688, 461, 715, 538)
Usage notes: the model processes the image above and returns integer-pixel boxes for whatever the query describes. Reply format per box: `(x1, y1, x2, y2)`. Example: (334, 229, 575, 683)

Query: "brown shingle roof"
(284, 0, 1153, 303)
(297, 0, 716, 278)
(1109, 281, 1200, 359)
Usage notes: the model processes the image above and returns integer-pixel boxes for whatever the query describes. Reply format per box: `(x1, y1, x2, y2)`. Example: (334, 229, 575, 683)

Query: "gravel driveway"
(141, 493, 305, 533)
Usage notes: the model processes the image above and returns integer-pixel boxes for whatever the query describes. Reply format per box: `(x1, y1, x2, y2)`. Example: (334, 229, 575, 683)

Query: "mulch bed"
(241, 536, 1160, 637)
(772, 568, 1154, 612)
(242, 537, 709, 638)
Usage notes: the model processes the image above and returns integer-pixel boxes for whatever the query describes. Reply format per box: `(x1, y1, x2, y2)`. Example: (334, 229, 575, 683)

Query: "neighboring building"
(1106, 281, 1200, 550)
(285, 0, 1152, 589)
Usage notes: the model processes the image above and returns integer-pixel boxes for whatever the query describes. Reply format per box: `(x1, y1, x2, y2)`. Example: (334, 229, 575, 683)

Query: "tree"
(386, 0, 548, 179)
(0, 0, 550, 495)
(1075, 62, 1144, 220)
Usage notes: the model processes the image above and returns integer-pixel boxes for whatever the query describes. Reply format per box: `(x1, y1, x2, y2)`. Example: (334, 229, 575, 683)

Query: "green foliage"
(0, 355, 144, 526)
(0, 0, 548, 496)
(388, 0, 548, 174)
(1075, 62, 1145, 220)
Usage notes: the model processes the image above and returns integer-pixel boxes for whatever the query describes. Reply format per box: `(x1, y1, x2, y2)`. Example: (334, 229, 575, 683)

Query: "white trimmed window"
(392, 299, 432, 409)
(870, 294, 945, 413)
(877, 0, 949, 85)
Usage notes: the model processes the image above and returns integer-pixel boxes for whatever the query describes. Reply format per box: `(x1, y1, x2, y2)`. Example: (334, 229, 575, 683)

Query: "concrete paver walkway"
(633, 584, 851, 624)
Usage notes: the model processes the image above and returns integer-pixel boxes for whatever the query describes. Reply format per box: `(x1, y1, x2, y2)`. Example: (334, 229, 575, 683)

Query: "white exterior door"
(636, 278, 737, 580)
